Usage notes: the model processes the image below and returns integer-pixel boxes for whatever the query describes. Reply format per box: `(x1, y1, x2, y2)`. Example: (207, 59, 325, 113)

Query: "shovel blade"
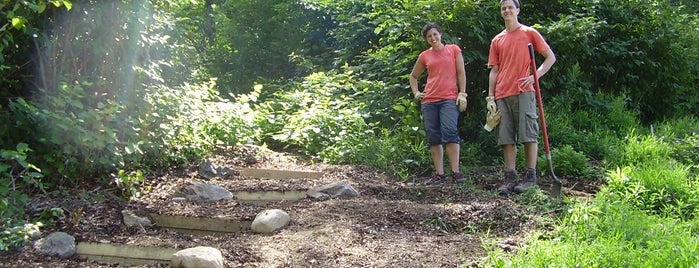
(550, 178, 562, 198)
(546, 154, 562, 198)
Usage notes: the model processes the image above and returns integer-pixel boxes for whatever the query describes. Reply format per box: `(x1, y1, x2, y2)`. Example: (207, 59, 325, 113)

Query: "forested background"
(1, 0, 699, 261)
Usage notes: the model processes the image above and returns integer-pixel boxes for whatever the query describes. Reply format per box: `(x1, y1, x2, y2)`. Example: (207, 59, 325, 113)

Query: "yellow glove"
(414, 91, 425, 100)
(456, 92, 468, 112)
(483, 109, 502, 132)
(486, 96, 497, 113)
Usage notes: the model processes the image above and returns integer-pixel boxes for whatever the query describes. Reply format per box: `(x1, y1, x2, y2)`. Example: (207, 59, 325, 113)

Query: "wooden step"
(237, 167, 322, 179)
(151, 214, 251, 234)
(234, 190, 307, 201)
(76, 242, 177, 266)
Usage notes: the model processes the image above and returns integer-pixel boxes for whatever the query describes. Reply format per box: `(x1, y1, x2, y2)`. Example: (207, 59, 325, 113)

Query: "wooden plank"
(235, 190, 307, 201)
(237, 167, 323, 179)
(151, 214, 251, 233)
(76, 242, 177, 266)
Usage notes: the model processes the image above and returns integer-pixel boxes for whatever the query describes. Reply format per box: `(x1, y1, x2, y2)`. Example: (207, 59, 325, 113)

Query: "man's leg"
(514, 142, 539, 193)
(498, 144, 519, 195)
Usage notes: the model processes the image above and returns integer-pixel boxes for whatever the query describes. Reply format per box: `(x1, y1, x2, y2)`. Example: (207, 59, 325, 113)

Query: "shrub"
(538, 144, 599, 180)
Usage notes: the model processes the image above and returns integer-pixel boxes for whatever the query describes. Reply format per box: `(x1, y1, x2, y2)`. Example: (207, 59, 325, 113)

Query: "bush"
(605, 161, 697, 220)
(538, 145, 599, 180)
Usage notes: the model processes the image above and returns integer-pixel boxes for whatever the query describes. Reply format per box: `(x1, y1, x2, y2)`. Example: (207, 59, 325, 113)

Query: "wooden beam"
(76, 242, 177, 266)
(237, 168, 322, 179)
(151, 214, 252, 234)
(234, 190, 307, 201)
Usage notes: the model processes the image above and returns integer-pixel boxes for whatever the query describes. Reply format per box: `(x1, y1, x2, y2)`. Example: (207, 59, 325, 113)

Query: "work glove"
(483, 109, 502, 132)
(486, 96, 497, 113)
(456, 92, 468, 112)
(414, 91, 425, 100)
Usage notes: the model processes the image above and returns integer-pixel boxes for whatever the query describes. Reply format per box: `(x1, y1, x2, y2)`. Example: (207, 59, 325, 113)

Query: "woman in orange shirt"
(409, 22, 468, 185)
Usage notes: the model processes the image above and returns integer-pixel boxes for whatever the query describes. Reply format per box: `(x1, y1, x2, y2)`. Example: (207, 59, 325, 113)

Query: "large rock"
(179, 182, 233, 202)
(306, 181, 359, 200)
(171, 246, 224, 268)
(250, 209, 290, 234)
(33, 232, 76, 258)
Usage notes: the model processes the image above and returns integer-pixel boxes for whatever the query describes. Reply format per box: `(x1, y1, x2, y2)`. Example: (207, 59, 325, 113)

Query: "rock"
(198, 159, 218, 180)
(33, 232, 76, 258)
(121, 210, 153, 227)
(180, 182, 234, 202)
(171, 246, 225, 268)
(251, 209, 290, 234)
(198, 159, 235, 180)
(306, 181, 359, 200)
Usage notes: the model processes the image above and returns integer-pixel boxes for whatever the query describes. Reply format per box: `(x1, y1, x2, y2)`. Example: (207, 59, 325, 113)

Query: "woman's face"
(500, 0, 519, 21)
(424, 28, 442, 47)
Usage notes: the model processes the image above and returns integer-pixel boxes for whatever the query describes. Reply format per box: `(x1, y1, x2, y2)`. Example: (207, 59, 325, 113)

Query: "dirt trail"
(2, 145, 596, 267)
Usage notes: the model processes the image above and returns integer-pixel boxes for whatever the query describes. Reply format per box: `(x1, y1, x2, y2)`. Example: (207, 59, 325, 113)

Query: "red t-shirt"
(488, 25, 550, 99)
(418, 44, 462, 104)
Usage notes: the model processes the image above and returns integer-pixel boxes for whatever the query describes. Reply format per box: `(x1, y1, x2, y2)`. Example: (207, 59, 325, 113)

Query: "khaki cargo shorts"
(496, 91, 539, 145)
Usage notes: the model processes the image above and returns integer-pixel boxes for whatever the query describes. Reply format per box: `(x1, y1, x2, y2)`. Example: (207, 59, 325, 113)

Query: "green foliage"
(653, 116, 699, 176)
(1, 143, 43, 221)
(114, 169, 144, 200)
(516, 187, 561, 212)
(1, 221, 43, 251)
(254, 70, 431, 179)
(256, 71, 371, 157)
(545, 90, 638, 162)
(0, 143, 45, 252)
(484, 201, 699, 267)
(0, 0, 72, 99)
(542, 0, 699, 122)
(538, 145, 599, 180)
(605, 163, 697, 220)
(481, 124, 699, 267)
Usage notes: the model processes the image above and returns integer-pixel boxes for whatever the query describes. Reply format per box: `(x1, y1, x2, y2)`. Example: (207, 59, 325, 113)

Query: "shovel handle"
(528, 43, 551, 155)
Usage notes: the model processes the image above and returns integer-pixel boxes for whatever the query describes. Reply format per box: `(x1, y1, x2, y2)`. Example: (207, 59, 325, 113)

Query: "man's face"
(500, 0, 519, 21)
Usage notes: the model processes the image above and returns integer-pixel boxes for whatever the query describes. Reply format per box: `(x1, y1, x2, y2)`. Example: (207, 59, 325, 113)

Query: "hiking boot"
(452, 172, 466, 183)
(497, 169, 518, 195)
(514, 168, 538, 193)
(425, 173, 448, 185)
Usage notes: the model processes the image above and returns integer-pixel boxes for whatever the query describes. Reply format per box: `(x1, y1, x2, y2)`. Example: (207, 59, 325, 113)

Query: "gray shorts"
(496, 91, 539, 145)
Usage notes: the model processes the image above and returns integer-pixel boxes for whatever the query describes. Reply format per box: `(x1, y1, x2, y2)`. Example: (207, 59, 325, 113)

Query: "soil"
(0, 145, 601, 267)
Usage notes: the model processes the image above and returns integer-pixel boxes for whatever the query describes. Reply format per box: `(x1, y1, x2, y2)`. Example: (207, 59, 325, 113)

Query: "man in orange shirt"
(409, 22, 468, 185)
(487, 0, 556, 194)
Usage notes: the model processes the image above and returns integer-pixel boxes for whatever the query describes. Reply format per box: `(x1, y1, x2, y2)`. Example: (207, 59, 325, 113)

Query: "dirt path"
(2, 145, 595, 267)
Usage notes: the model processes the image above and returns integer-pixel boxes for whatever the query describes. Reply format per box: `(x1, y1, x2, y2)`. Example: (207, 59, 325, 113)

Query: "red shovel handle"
(528, 43, 552, 155)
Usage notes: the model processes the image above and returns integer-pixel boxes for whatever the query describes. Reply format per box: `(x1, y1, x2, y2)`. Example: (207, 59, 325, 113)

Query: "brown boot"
(497, 169, 518, 195)
(514, 168, 538, 193)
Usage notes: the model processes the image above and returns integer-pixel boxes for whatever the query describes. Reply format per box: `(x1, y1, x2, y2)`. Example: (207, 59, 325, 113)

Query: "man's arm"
(536, 48, 556, 78)
(488, 65, 499, 97)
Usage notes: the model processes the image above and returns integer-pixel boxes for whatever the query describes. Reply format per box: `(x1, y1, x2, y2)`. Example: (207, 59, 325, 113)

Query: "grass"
(473, 118, 699, 267)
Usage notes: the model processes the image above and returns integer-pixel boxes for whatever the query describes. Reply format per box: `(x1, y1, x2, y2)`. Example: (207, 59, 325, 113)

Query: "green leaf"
(11, 17, 25, 30)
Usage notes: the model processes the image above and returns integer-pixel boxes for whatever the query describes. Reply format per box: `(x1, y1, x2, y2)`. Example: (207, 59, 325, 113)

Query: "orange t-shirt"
(418, 44, 461, 104)
(488, 25, 550, 100)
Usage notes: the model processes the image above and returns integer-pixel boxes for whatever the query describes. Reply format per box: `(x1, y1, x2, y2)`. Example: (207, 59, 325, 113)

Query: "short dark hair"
(421, 22, 442, 40)
(500, 0, 520, 8)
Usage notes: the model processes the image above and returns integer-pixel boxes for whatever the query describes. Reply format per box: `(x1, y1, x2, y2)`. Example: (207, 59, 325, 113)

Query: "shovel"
(528, 43, 562, 198)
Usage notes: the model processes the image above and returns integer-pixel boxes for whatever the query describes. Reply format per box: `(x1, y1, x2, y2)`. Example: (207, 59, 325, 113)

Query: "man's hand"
(457, 92, 468, 112)
(486, 96, 496, 113)
(483, 109, 502, 132)
(414, 91, 425, 100)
